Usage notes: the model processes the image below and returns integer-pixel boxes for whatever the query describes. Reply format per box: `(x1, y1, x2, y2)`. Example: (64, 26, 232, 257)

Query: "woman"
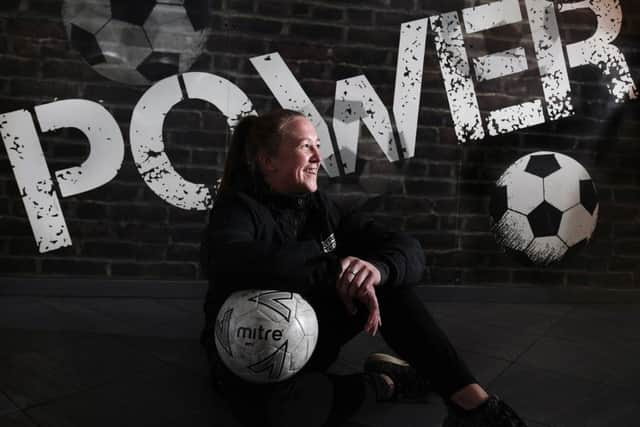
(200, 109, 528, 427)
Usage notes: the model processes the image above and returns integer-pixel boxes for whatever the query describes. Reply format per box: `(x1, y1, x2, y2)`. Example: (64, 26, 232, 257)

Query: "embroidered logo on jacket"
(320, 233, 336, 253)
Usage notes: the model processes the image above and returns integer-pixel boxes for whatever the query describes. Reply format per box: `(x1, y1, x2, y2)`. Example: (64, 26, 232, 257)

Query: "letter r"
(560, 0, 638, 102)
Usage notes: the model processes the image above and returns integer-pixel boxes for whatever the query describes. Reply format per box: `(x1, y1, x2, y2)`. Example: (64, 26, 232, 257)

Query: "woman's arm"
(333, 200, 426, 287)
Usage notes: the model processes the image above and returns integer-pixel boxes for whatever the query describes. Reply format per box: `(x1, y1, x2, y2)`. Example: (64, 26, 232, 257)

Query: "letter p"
(1, 100, 124, 253)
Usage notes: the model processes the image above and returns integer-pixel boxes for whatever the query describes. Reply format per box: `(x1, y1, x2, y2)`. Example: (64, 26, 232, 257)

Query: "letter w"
(251, 19, 428, 176)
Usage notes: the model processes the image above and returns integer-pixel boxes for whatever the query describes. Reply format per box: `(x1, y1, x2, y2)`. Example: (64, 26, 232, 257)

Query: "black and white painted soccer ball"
(490, 151, 599, 265)
(214, 290, 319, 383)
(62, 0, 210, 86)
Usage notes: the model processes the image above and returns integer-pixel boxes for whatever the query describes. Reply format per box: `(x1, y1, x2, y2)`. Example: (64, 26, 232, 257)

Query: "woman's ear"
(257, 151, 276, 174)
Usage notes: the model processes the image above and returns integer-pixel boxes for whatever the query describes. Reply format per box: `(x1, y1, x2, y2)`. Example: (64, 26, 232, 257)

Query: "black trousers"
(207, 285, 477, 427)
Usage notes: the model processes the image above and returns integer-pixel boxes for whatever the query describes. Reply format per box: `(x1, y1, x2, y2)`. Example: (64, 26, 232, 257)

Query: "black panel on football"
(580, 179, 598, 215)
(490, 186, 508, 222)
(110, 0, 157, 26)
(137, 51, 180, 81)
(70, 25, 106, 65)
(528, 201, 563, 237)
(524, 154, 561, 178)
(184, 0, 208, 31)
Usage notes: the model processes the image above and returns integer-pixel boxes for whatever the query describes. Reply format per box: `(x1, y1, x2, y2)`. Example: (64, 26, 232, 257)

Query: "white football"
(214, 290, 319, 383)
(490, 151, 599, 265)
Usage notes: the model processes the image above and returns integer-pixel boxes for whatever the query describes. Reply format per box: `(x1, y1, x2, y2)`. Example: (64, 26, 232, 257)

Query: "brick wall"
(1, 0, 639, 289)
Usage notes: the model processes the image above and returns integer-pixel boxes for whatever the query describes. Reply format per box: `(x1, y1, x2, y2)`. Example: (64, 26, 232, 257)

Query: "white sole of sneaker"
(366, 352, 410, 367)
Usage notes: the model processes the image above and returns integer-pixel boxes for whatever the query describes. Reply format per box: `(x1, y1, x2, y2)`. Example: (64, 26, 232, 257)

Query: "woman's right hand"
(361, 287, 382, 336)
(336, 279, 382, 336)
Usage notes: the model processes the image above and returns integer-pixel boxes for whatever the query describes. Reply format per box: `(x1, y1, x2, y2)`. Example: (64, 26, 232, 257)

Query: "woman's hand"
(337, 256, 382, 298)
(336, 256, 383, 335)
(361, 287, 382, 336)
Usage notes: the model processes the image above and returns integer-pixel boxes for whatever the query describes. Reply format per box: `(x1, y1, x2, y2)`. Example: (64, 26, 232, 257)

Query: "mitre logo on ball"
(214, 290, 319, 383)
(62, 0, 210, 86)
(490, 151, 599, 265)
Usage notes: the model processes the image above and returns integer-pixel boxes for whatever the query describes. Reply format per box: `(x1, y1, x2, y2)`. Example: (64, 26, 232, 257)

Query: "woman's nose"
(310, 145, 321, 161)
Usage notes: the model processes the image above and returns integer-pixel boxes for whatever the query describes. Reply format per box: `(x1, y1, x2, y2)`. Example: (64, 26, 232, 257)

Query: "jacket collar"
(233, 175, 317, 210)
(258, 188, 315, 210)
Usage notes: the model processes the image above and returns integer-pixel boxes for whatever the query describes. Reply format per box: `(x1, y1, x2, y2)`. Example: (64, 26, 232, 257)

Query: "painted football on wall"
(62, 0, 210, 85)
(490, 151, 599, 265)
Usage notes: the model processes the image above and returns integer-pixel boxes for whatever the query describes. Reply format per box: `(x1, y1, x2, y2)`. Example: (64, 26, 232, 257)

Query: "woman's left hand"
(337, 256, 382, 299)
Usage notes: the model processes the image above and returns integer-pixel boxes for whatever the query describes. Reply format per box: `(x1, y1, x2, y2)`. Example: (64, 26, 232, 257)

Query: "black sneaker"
(443, 394, 528, 427)
(363, 353, 431, 402)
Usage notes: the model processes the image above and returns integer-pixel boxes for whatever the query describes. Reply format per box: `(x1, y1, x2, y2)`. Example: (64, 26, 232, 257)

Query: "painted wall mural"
(0, 0, 638, 286)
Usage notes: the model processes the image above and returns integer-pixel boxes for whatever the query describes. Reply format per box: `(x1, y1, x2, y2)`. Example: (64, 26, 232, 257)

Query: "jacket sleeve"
(203, 194, 340, 297)
(332, 199, 426, 287)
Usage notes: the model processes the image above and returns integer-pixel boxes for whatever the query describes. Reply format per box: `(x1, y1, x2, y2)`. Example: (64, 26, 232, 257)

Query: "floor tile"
(521, 335, 640, 389)
(26, 366, 235, 427)
(0, 329, 170, 409)
(457, 350, 512, 387)
(352, 399, 447, 427)
(36, 298, 129, 335)
(41, 297, 203, 338)
(427, 303, 572, 336)
(2, 295, 640, 427)
(0, 391, 18, 416)
(157, 299, 205, 314)
(114, 336, 210, 376)
(569, 385, 640, 427)
(489, 361, 614, 427)
(546, 304, 640, 345)
(0, 411, 38, 427)
(0, 297, 80, 331)
(523, 420, 551, 427)
(435, 316, 540, 361)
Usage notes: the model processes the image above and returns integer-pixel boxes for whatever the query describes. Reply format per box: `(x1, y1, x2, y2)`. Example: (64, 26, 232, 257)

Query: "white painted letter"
(462, 0, 547, 136)
(431, 11, 484, 142)
(130, 72, 254, 210)
(0, 110, 71, 253)
(524, 0, 574, 120)
(250, 53, 339, 177)
(393, 18, 428, 159)
(333, 75, 398, 174)
(560, 0, 638, 102)
(35, 99, 125, 197)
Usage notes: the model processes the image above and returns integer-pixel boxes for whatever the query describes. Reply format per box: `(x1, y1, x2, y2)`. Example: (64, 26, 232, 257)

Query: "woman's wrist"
(369, 260, 390, 286)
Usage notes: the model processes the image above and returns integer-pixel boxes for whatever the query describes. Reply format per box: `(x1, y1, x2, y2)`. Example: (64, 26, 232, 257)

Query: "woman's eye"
(299, 141, 319, 150)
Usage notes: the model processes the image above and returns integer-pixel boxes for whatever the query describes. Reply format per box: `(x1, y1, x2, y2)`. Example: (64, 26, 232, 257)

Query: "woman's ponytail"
(218, 115, 259, 195)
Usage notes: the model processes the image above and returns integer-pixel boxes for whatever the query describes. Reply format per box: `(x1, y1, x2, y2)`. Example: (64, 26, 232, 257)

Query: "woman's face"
(260, 116, 321, 193)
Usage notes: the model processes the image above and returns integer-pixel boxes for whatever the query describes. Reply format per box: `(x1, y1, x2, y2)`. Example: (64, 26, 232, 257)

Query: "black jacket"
(200, 189, 425, 350)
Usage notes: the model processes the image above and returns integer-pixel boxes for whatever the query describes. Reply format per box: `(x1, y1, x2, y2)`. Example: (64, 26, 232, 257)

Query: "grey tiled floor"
(0, 293, 639, 427)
